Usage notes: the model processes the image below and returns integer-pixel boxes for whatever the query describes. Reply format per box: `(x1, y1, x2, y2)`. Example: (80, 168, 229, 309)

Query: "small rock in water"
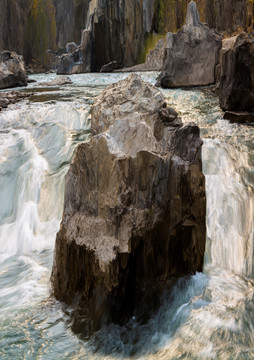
(39, 75, 73, 86)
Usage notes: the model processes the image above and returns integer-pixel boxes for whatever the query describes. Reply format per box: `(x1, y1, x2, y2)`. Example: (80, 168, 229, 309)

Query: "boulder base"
(51, 75, 206, 334)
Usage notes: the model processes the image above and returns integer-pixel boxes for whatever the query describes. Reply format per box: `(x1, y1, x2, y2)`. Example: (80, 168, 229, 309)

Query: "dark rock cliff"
(51, 75, 206, 334)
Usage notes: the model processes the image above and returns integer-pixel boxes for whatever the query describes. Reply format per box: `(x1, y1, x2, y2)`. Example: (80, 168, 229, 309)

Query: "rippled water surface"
(0, 72, 253, 359)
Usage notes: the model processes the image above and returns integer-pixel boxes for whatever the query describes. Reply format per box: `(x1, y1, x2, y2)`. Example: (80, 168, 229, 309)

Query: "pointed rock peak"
(185, 1, 201, 27)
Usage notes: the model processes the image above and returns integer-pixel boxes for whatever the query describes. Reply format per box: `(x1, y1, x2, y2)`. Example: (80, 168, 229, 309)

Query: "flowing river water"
(0, 72, 253, 359)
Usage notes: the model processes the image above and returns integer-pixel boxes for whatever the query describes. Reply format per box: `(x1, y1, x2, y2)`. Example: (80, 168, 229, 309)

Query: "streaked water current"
(0, 72, 253, 359)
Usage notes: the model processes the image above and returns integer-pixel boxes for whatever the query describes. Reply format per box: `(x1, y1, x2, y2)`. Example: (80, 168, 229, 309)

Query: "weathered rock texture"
(156, 1, 221, 88)
(51, 75, 206, 333)
(0, 51, 27, 90)
(219, 33, 254, 111)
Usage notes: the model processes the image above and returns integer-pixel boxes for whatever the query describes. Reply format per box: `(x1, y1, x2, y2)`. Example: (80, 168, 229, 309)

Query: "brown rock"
(0, 90, 30, 111)
(0, 51, 27, 89)
(51, 74, 206, 334)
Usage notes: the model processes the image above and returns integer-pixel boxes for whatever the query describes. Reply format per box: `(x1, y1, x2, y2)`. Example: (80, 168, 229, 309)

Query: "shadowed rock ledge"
(51, 74, 206, 335)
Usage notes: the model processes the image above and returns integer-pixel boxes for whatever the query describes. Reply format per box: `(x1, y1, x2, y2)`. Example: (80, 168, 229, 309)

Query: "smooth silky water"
(0, 73, 253, 359)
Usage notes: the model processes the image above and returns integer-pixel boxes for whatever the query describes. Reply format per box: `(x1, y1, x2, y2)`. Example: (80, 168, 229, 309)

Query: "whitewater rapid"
(0, 72, 253, 359)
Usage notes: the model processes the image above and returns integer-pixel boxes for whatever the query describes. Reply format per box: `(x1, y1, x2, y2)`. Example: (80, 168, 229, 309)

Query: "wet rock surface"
(0, 51, 27, 90)
(0, 91, 30, 111)
(219, 33, 254, 111)
(51, 74, 206, 335)
(156, 1, 221, 88)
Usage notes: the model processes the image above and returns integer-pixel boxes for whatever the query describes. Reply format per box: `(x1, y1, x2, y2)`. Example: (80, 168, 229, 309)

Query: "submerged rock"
(51, 74, 206, 334)
(0, 51, 27, 89)
(0, 91, 30, 111)
(156, 1, 221, 88)
(219, 33, 254, 111)
(224, 111, 254, 124)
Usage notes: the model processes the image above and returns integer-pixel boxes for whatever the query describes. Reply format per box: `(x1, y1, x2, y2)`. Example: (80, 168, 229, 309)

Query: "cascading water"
(0, 72, 253, 359)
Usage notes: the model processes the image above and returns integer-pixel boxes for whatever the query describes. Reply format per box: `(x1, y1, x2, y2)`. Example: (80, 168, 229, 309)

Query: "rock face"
(156, 1, 221, 88)
(0, 51, 27, 89)
(51, 75, 206, 334)
(219, 33, 254, 111)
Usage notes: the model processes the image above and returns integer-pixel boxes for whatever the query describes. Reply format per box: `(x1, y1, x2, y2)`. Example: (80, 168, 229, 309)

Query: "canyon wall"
(0, 0, 253, 67)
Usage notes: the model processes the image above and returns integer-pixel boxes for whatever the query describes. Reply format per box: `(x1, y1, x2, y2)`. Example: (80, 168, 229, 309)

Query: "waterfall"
(0, 73, 253, 359)
(203, 138, 254, 277)
(0, 101, 90, 261)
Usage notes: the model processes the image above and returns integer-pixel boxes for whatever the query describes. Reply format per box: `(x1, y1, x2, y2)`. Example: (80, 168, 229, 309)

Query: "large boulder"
(219, 33, 254, 111)
(0, 51, 27, 89)
(51, 75, 206, 334)
(156, 1, 221, 88)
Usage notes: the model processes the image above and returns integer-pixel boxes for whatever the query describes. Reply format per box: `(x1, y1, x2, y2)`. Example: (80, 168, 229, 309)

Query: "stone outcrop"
(219, 33, 254, 111)
(0, 51, 27, 89)
(51, 75, 206, 334)
(156, 1, 221, 88)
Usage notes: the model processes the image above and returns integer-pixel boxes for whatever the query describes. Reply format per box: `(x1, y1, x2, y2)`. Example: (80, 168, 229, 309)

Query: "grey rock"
(66, 42, 78, 54)
(51, 74, 206, 334)
(0, 51, 27, 89)
(219, 33, 254, 111)
(156, 1, 221, 88)
(39, 75, 72, 87)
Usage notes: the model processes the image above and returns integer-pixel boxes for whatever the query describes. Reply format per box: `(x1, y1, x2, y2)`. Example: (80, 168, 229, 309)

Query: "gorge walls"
(0, 0, 254, 67)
